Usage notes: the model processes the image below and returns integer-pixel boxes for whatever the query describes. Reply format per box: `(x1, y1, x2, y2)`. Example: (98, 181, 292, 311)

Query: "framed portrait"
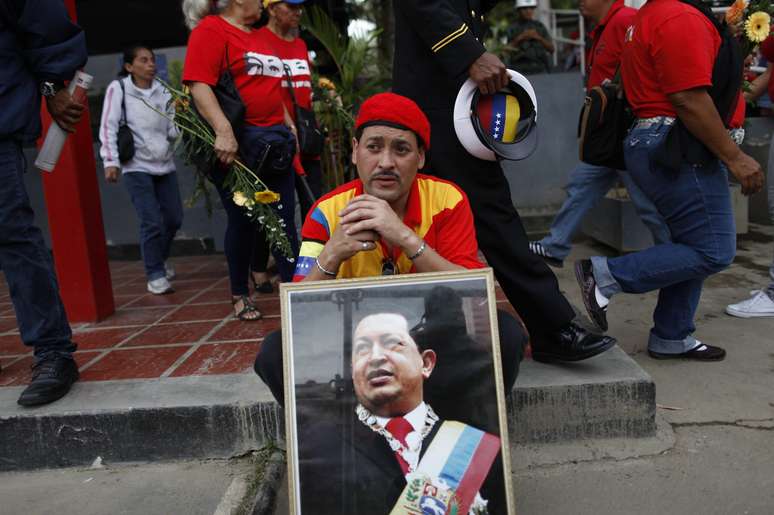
(281, 269, 514, 515)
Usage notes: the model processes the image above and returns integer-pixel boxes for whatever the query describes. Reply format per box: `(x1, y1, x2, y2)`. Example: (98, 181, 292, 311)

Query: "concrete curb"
(0, 347, 656, 472)
(0, 375, 282, 472)
(511, 346, 656, 443)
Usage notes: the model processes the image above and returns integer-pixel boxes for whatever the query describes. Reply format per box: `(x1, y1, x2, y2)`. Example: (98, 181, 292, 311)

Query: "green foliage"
(167, 59, 184, 91)
(302, 5, 388, 191)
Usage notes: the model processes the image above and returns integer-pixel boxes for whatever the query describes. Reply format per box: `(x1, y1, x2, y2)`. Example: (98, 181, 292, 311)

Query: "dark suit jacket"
(392, 0, 499, 110)
(296, 407, 507, 514)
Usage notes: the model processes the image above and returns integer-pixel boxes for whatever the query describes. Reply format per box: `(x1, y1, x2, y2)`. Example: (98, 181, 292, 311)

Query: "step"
(0, 347, 654, 472)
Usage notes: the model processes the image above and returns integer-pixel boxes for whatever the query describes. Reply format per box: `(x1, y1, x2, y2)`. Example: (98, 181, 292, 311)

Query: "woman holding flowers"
(182, 0, 300, 320)
(100, 45, 182, 296)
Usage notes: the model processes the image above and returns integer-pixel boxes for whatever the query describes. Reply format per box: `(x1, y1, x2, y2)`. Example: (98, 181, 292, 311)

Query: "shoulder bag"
(283, 64, 324, 156)
(197, 45, 246, 139)
(116, 79, 136, 163)
(577, 67, 633, 170)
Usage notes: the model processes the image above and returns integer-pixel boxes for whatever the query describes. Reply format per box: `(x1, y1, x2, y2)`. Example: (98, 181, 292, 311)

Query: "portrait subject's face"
(351, 313, 435, 417)
(352, 126, 425, 208)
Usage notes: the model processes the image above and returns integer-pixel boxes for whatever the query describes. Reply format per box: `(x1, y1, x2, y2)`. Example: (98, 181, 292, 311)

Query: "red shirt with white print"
(183, 15, 286, 127)
(257, 26, 313, 115)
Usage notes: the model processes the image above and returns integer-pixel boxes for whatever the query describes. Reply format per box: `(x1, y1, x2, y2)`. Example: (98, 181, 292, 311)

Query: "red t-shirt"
(183, 15, 286, 127)
(256, 26, 312, 115)
(621, 0, 720, 118)
(586, 1, 636, 88)
(759, 35, 774, 100)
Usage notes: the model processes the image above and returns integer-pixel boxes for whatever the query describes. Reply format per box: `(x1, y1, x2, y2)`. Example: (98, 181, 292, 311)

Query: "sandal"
(251, 273, 274, 294)
(232, 295, 262, 321)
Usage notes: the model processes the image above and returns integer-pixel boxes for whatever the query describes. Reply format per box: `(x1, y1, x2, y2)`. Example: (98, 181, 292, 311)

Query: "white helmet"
(453, 69, 538, 161)
(516, 0, 538, 8)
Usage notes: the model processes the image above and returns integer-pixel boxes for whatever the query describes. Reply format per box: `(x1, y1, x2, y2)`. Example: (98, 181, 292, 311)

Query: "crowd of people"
(1, 6, 771, 502)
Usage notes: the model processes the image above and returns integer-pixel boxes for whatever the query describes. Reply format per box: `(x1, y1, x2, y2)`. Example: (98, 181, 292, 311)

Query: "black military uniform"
(392, 0, 614, 359)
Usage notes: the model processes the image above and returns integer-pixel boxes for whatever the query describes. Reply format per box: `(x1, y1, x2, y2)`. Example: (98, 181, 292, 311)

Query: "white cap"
(516, 0, 538, 8)
(453, 69, 538, 162)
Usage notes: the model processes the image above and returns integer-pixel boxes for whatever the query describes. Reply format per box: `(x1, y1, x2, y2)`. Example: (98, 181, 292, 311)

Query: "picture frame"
(281, 269, 514, 514)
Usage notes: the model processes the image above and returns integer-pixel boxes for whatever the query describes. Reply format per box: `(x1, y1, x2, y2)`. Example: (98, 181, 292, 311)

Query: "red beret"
(355, 93, 431, 149)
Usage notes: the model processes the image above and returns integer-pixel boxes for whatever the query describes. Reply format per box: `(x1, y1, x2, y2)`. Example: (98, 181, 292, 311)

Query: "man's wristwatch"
(40, 81, 65, 98)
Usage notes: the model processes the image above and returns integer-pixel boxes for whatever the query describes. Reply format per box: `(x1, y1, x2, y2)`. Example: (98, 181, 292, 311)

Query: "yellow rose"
(255, 190, 281, 203)
(745, 12, 771, 43)
(318, 77, 336, 91)
(232, 191, 249, 206)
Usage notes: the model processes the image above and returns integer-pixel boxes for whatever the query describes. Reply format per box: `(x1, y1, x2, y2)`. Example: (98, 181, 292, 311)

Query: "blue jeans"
(210, 126, 300, 294)
(539, 161, 671, 260)
(590, 121, 736, 353)
(123, 171, 183, 281)
(0, 141, 74, 358)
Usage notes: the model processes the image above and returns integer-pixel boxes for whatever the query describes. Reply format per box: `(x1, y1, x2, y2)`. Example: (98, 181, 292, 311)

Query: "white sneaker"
(165, 263, 176, 280)
(725, 290, 774, 318)
(147, 277, 173, 295)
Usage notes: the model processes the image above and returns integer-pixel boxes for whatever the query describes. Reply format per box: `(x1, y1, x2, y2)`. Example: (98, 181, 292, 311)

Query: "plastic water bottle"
(35, 70, 94, 172)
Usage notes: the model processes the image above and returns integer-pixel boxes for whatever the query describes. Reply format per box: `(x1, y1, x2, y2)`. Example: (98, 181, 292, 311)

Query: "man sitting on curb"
(254, 92, 531, 404)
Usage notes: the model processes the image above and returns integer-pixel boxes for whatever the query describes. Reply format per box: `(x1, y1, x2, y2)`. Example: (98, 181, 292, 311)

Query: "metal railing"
(546, 6, 730, 75)
(548, 9, 585, 73)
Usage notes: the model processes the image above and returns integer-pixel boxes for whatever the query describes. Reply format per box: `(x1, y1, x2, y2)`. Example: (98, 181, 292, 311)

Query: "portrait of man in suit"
(294, 309, 510, 514)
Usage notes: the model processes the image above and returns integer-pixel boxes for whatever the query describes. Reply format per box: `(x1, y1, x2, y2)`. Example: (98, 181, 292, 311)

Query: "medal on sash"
(389, 421, 501, 515)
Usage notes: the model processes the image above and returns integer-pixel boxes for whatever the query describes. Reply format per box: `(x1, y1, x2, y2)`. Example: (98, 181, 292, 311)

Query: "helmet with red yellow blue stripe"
(453, 69, 538, 161)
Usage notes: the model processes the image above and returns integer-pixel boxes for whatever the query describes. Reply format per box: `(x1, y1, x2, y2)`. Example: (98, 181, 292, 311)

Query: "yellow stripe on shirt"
(299, 241, 325, 259)
(432, 23, 468, 53)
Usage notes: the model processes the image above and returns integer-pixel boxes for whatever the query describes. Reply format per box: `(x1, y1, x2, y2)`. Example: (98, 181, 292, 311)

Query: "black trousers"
(423, 108, 576, 348)
(254, 309, 526, 408)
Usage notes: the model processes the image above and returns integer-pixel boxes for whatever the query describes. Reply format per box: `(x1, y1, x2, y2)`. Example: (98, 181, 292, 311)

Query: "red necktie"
(385, 417, 413, 474)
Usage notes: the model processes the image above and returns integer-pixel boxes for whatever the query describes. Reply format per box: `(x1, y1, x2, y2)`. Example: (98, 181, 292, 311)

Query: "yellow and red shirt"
(293, 174, 483, 281)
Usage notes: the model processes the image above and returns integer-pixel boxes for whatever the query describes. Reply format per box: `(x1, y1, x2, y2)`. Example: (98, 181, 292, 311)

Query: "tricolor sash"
(389, 421, 501, 515)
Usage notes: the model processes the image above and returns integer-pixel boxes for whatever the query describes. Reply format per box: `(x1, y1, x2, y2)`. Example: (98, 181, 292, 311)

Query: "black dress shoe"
(17, 355, 79, 407)
(574, 259, 608, 332)
(532, 322, 616, 363)
(648, 343, 726, 361)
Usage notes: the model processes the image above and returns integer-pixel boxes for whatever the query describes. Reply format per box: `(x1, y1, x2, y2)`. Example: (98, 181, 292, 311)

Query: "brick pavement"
(0, 254, 521, 387)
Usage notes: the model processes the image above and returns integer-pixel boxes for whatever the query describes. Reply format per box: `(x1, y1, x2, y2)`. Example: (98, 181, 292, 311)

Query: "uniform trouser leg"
(254, 309, 526, 407)
(0, 141, 74, 357)
(423, 109, 576, 347)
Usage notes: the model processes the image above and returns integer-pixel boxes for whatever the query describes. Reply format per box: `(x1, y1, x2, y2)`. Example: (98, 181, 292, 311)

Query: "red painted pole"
(37, 0, 115, 322)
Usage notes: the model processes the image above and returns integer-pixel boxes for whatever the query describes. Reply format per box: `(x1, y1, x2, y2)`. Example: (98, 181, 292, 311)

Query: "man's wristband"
(315, 258, 338, 277)
(407, 240, 427, 260)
